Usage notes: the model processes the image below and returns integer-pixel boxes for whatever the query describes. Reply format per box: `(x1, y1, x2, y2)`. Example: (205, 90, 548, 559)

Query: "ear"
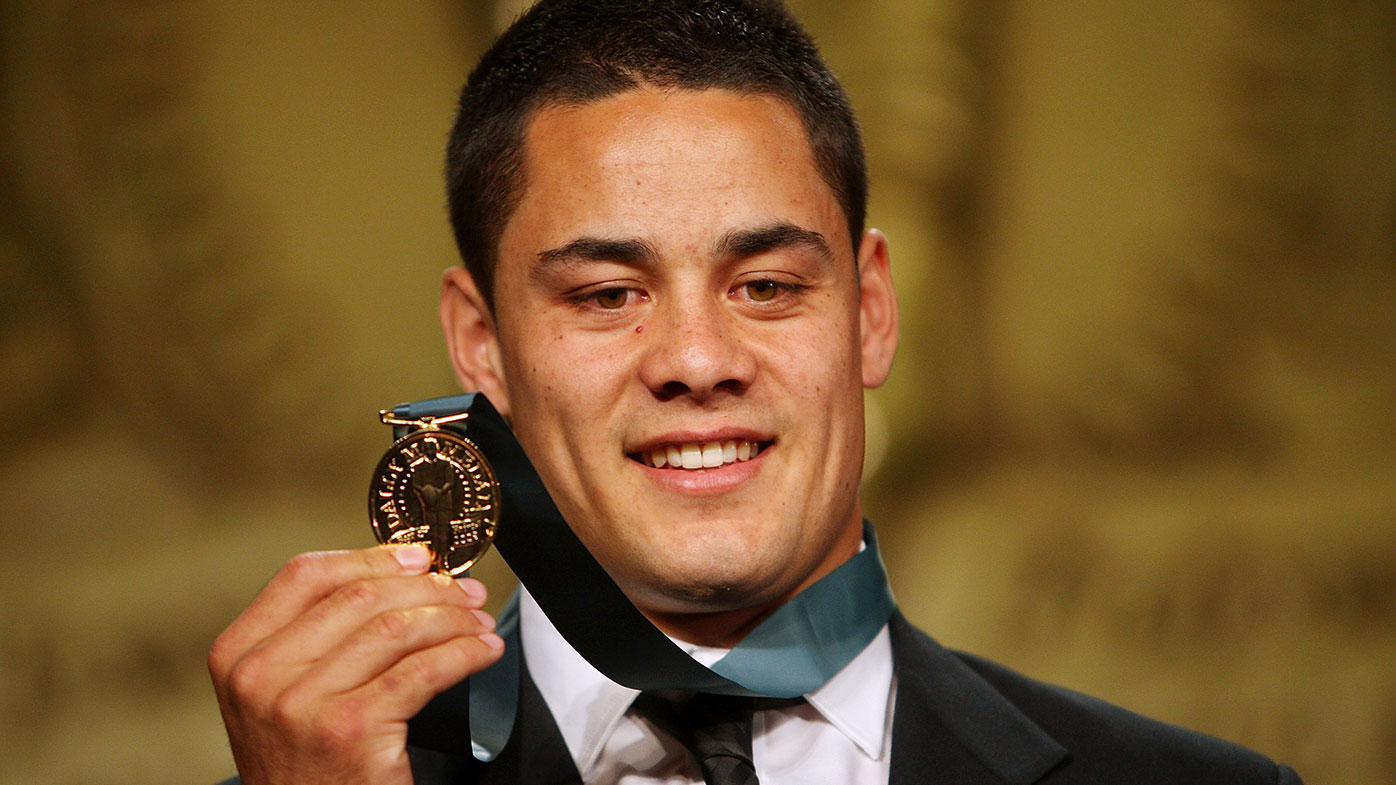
(856, 229, 899, 388)
(439, 266, 511, 417)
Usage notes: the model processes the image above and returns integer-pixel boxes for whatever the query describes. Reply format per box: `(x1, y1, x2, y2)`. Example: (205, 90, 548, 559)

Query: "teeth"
(641, 440, 761, 470)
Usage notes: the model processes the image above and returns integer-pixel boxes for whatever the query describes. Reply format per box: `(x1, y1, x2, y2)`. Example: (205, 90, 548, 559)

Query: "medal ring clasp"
(379, 409, 471, 431)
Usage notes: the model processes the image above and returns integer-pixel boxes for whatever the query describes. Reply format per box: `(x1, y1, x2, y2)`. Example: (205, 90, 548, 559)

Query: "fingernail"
(480, 632, 505, 651)
(458, 578, 487, 600)
(392, 545, 431, 570)
(471, 609, 496, 631)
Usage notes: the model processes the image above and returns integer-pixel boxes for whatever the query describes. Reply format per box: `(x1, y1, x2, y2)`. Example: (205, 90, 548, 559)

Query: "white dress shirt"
(519, 588, 896, 785)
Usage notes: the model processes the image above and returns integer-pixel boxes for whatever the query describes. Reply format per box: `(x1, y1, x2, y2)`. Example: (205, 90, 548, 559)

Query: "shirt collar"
(519, 587, 894, 773)
(803, 623, 894, 759)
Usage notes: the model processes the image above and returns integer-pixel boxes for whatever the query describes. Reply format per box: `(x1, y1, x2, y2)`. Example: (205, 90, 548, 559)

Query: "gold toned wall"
(1, 1, 1391, 783)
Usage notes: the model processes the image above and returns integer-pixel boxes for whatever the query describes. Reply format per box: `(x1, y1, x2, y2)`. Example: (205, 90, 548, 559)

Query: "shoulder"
(888, 615, 1302, 784)
(957, 650, 1300, 784)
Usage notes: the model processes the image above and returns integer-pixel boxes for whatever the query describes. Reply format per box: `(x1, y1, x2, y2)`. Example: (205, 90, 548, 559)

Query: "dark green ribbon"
(389, 394, 896, 761)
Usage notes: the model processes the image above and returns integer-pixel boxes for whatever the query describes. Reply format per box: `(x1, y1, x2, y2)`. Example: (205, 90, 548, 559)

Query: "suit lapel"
(888, 613, 1067, 785)
(474, 653, 582, 785)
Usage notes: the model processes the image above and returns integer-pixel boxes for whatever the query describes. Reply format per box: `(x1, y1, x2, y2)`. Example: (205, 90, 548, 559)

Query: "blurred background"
(1, 0, 1392, 783)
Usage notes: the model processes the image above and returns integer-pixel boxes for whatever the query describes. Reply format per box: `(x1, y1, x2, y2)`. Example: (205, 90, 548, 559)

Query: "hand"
(208, 545, 504, 785)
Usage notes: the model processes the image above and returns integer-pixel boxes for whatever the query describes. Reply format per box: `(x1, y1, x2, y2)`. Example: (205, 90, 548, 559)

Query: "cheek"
(503, 326, 635, 419)
(770, 310, 861, 388)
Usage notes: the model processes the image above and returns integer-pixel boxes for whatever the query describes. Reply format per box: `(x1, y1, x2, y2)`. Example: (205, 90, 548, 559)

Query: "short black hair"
(445, 0, 866, 305)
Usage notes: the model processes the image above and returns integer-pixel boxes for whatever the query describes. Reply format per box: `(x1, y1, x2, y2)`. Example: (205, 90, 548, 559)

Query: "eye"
(734, 278, 803, 305)
(594, 287, 629, 309)
(744, 280, 780, 302)
(570, 284, 648, 312)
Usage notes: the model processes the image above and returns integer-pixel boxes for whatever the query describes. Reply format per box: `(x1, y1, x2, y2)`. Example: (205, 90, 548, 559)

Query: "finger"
(243, 572, 485, 686)
(210, 545, 431, 682)
(292, 603, 499, 698)
(346, 630, 506, 722)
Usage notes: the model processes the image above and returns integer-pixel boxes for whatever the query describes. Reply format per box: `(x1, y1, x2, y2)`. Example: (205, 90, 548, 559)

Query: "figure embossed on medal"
(412, 474, 455, 572)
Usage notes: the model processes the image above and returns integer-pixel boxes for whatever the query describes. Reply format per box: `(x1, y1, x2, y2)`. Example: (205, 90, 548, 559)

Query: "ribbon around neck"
(392, 393, 897, 761)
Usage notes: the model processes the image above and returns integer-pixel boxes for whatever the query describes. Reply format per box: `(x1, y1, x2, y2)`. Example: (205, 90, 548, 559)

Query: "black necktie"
(634, 692, 760, 785)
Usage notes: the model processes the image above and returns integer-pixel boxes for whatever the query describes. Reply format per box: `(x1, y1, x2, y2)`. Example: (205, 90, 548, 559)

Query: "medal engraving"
(368, 427, 500, 575)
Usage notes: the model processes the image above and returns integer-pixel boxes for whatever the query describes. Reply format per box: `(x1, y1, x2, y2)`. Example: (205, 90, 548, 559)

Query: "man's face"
(451, 87, 896, 619)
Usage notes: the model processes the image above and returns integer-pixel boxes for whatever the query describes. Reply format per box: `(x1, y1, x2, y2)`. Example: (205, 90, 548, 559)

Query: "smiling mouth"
(630, 440, 768, 470)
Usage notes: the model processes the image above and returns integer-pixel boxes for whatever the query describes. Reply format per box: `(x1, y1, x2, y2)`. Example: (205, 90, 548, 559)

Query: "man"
(209, 1, 1302, 783)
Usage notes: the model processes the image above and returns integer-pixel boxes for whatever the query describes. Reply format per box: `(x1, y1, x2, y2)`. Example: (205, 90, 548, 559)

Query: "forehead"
(498, 87, 847, 260)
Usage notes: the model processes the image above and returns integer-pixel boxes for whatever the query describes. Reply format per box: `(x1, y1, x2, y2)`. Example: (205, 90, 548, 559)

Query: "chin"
(634, 555, 793, 613)
(581, 509, 809, 613)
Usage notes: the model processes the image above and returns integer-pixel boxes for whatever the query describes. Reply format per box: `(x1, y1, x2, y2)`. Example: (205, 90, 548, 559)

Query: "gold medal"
(368, 409, 500, 575)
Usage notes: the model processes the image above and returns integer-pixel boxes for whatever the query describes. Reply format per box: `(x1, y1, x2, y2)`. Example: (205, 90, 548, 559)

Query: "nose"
(637, 295, 757, 402)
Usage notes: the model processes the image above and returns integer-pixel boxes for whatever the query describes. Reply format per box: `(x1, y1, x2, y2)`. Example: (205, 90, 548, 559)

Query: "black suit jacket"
(881, 614, 1301, 784)
(222, 612, 1302, 784)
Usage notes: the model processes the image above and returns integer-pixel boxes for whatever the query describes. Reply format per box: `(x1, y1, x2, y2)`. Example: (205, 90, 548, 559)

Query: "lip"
(632, 443, 770, 496)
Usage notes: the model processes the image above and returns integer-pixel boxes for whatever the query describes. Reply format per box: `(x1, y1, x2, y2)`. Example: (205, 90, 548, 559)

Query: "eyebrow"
(530, 220, 831, 281)
(713, 221, 833, 263)
(533, 237, 661, 281)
